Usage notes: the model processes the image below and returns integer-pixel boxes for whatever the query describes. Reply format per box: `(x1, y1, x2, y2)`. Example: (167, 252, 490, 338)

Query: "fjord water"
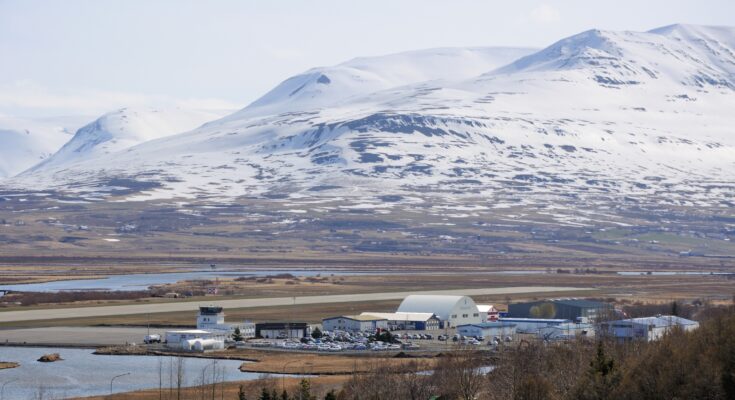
(0, 346, 255, 399)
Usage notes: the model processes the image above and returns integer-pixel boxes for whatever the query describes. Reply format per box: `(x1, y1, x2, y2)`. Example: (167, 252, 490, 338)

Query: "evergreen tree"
(311, 327, 323, 339)
(572, 341, 620, 400)
(297, 379, 315, 400)
(671, 300, 679, 316)
(233, 327, 244, 342)
(259, 387, 272, 400)
(238, 385, 247, 400)
(324, 390, 337, 400)
(280, 389, 289, 400)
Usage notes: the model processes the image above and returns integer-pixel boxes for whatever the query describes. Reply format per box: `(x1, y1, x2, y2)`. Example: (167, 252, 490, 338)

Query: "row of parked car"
(275, 339, 418, 352)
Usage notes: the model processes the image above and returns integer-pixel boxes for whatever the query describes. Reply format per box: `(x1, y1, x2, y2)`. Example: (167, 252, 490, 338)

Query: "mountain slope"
(28, 107, 230, 172)
(5, 25, 735, 217)
(229, 46, 536, 119)
(0, 115, 88, 178)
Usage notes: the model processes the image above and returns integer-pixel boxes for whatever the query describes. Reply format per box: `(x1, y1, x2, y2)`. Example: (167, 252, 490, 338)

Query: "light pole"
(1, 379, 18, 400)
(110, 372, 131, 395)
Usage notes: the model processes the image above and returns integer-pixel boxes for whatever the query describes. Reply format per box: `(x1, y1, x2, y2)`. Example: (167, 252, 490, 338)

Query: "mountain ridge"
(3, 24, 734, 221)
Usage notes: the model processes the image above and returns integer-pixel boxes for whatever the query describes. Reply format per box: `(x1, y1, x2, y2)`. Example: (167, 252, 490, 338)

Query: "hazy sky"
(1, 0, 734, 118)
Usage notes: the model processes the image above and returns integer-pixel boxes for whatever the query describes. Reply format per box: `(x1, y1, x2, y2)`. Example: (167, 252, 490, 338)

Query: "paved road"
(0, 326, 160, 346)
(0, 286, 593, 323)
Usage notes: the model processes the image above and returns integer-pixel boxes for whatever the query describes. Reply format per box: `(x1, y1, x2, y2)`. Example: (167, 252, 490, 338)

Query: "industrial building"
(499, 318, 571, 333)
(602, 315, 699, 341)
(457, 321, 517, 339)
(322, 315, 389, 332)
(255, 322, 310, 339)
(360, 312, 441, 330)
(508, 299, 611, 321)
(196, 306, 255, 338)
(537, 322, 595, 341)
(397, 295, 481, 327)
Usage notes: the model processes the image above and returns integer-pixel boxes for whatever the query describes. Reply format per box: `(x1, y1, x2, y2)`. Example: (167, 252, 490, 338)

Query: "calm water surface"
(1, 268, 382, 292)
(0, 346, 262, 399)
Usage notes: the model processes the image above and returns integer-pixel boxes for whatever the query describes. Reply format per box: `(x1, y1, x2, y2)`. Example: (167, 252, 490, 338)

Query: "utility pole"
(110, 372, 131, 395)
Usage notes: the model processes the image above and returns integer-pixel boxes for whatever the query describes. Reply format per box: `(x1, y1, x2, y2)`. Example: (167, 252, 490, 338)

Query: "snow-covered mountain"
(5, 25, 735, 215)
(0, 115, 89, 178)
(29, 107, 230, 172)
(233, 47, 536, 118)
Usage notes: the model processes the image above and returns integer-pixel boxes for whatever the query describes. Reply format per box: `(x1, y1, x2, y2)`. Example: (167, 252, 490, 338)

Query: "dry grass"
(76, 375, 348, 400)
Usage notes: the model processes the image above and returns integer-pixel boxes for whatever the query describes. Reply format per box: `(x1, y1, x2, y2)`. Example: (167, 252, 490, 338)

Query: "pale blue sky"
(1, 0, 733, 118)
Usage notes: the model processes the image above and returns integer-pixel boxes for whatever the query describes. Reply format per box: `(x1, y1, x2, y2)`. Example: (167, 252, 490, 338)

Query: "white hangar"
(397, 295, 481, 327)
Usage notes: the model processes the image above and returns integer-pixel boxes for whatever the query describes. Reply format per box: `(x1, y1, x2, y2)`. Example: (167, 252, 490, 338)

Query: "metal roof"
(458, 322, 517, 329)
(166, 329, 212, 334)
(360, 312, 438, 322)
(499, 318, 571, 323)
(397, 295, 477, 320)
(323, 315, 388, 322)
(612, 315, 698, 328)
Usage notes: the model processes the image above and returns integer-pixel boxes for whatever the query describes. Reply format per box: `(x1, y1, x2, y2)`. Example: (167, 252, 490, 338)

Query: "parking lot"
(233, 328, 517, 354)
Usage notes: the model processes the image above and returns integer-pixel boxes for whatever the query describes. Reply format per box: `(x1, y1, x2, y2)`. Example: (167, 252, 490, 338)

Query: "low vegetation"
(2, 290, 150, 306)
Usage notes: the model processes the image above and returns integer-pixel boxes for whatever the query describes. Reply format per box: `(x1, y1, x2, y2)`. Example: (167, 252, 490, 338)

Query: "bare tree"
(431, 352, 486, 400)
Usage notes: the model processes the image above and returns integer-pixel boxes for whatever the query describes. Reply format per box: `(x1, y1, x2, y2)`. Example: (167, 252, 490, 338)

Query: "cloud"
(0, 80, 241, 118)
(529, 4, 561, 23)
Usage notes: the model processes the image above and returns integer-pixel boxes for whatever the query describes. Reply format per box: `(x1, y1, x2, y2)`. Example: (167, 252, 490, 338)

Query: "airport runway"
(0, 286, 594, 323)
(0, 326, 157, 346)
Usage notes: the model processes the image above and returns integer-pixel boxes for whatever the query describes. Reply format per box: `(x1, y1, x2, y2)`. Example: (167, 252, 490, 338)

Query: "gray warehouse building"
(508, 299, 611, 321)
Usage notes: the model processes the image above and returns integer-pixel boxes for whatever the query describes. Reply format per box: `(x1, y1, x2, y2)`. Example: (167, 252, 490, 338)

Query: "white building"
(183, 338, 225, 352)
(397, 295, 481, 327)
(322, 315, 388, 332)
(360, 312, 441, 330)
(165, 329, 223, 351)
(456, 322, 517, 339)
(197, 306, 255, 339)
(604, 315, 699, 341)
(498, 318, 571, 333)
(477, 304, 499, 322)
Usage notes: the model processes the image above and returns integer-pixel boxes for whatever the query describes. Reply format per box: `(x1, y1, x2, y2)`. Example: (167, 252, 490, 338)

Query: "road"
(0, 286, 593, 323)
(0, 326, 158, 346)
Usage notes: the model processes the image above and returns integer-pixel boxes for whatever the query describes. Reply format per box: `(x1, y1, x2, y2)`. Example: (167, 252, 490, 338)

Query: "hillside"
(0, 115, 88, 178)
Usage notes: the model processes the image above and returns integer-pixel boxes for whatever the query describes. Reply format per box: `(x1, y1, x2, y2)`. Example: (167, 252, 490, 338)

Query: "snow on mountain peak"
(492, 25, 735, 90)
(228, 46, 537, 120)
(27, 107, 230, 173)
(4, 24, 735, 212)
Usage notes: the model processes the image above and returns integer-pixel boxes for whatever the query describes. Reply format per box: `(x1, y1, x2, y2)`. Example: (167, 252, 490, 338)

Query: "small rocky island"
(37, 353, 62, 362)
(0, 361, 19, 369)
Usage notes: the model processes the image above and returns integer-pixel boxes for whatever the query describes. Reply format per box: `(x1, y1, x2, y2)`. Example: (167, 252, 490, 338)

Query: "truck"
(144, 334, 162, 344)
